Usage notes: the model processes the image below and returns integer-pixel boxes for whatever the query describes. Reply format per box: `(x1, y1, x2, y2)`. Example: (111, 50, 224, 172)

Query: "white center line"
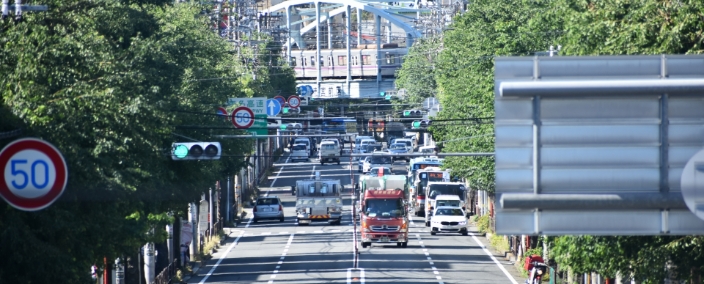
(268, 233, 295, 284)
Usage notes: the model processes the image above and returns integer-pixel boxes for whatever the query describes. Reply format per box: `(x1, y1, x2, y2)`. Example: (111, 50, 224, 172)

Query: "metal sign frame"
(495, 55, 704, 235)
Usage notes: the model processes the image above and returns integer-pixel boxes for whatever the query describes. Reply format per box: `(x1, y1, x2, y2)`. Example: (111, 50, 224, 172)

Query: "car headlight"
(458, 221, 467, 225)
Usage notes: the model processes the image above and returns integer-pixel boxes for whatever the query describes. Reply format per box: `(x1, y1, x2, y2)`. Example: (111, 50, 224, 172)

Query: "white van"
(394, 139, 414, 153)
(291, 144, 309, 162)
(419, 146, 435, 157)
(319, 141, 341, 165)
(294, 138, 312, 157)
(358, 139, 377, 155)
(355, 136, 374, 152)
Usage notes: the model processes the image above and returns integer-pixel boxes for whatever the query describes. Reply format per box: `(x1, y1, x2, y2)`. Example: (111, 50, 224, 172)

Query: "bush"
(476, 215, 491, 233)
(490, 234, 509, 252)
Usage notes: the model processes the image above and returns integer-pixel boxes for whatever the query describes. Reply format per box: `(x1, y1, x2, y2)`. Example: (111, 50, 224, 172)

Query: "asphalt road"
(188, 148, 523, 284)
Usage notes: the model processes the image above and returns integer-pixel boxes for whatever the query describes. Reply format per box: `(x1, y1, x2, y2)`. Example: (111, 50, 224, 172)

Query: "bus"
(322, 118, 357, 142)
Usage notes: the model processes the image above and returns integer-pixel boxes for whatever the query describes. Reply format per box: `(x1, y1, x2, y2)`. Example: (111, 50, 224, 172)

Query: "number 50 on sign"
(0, 138, 68, 211)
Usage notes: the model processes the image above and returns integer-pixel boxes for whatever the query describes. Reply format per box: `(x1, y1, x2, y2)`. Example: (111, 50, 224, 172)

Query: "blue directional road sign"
(266, 99, 282, 116)
(299, 85, 314, 96)
(299, 86, 309, 96)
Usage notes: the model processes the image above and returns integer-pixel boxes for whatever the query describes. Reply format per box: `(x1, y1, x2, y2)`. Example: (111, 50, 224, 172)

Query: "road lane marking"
(415, 234, 444, 284)
(270, 154, 291, 188)
(346, 268, 365, 284)
(469, 232, 519, 284)
(261, 232, 271, 235)
(198, 230, 245, 284)
(268, 233, 295, 284)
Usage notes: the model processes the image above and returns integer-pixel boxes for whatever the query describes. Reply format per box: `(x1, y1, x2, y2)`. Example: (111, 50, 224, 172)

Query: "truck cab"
(359, 189, 409, 248)
(295, 173, 343, 225)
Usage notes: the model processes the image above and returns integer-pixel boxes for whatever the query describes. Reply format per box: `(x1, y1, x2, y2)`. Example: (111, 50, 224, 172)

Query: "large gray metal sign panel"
(495, 55, 704, 235)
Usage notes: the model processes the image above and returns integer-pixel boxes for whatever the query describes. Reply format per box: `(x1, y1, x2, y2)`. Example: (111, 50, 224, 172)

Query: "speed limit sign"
(0, 138, 68, 211)
(231, 106, 255, 129)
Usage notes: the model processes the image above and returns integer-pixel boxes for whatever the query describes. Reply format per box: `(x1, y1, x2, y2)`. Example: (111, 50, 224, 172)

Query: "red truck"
(359, 189, 408, 248)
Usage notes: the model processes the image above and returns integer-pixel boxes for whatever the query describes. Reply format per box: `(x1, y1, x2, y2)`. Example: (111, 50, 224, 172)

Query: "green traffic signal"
(380, 91, 385, 96)
(412, 121, 421, 128)
(174, 144, 189, 159)
(404, 110, 411, 116)
(283, 107, 290, 114)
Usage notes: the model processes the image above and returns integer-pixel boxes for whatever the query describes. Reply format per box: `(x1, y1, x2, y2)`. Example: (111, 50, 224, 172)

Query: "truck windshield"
(427, 184, 465, 200)
(365, 199, 404, 217)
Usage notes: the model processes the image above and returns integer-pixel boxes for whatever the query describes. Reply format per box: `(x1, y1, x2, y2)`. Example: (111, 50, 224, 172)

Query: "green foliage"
(476, 215, 491, 233)
(394, 37, 441, 111)
(490, 234, 509, 253)
(0, 1, 283, 281)
(430, 0, 562, 194)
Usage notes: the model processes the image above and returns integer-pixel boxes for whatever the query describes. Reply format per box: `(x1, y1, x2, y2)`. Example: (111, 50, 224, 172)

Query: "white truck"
(295, 172, 343, 225)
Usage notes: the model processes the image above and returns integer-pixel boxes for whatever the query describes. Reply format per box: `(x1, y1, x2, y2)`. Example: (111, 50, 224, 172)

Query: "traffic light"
(412, 120, 431, 129)
(283, 107, 290, 114)
(403, 110, 422, 117)
(380, 91, 386, 97)
(171, 142, 221, 160)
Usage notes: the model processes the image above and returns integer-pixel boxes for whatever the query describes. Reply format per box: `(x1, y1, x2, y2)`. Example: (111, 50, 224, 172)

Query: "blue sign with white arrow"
(266, 99, 282, 116)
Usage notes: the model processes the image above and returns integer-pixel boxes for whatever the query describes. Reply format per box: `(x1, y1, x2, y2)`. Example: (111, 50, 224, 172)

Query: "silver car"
(253, 196, 284, 223)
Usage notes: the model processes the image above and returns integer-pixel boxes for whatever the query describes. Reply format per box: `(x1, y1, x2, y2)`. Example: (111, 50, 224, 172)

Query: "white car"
(363, 154, 393, 173)
(290, 144, 309, 162)
(293, 138, 312, 157)
(430, 206, 469, 236)
(358, 156, 370, 172)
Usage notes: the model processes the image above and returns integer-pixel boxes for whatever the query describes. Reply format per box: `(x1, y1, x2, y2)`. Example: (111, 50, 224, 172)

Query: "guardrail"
(153, 259, 178, 284)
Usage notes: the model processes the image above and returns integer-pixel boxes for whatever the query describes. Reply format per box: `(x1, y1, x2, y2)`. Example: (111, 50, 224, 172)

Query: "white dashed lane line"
(415, 233, 444, 284)
(268, 234, 295, 284)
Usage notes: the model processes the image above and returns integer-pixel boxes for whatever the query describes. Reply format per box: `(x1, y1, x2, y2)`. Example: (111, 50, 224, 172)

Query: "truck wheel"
(361, 242, 368, 248)
(401, 242, 408, 248)
(431, 231, 436, 235)
(320, 162, 324, 165)
(425, 221, 430, 227)
(396, 243, 401, 247)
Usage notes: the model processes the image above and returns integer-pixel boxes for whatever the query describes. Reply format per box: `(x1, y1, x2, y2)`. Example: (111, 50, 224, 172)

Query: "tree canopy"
(0, 0, 294, 282)
(395, 0, 704, 281)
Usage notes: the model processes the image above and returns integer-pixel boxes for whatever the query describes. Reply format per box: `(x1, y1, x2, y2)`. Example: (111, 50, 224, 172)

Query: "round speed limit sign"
(231, 106, 255, 129)
(0, 138, 68, 211)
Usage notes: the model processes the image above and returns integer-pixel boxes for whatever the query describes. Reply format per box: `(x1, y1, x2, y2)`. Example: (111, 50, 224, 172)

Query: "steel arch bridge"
(260, 0, 433, 99)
